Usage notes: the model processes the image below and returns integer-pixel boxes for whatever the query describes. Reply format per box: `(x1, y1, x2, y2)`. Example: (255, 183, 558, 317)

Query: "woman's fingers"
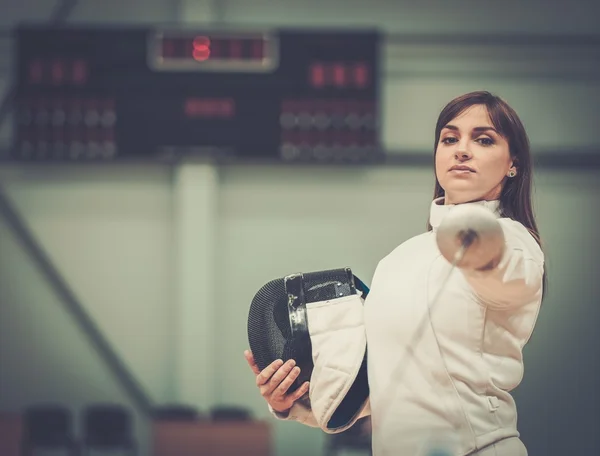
(246, 352, 308, 409)
(256, 359, 284, 386)
(290, 381, 310, 402)
(267, 360, 297, 391)
(274, 365, 301, 396)
(248, 354, 307, 409)
(259, 360, 297, 398)
(244, 350, 261, 376)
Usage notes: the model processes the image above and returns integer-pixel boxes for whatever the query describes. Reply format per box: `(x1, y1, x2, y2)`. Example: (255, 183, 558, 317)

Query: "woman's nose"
(455, 144, 472, 160)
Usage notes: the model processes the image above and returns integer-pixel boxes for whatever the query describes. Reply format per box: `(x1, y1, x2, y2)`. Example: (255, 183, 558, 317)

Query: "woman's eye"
(476, 137, 494, 146)
(441, 137, 457, 144)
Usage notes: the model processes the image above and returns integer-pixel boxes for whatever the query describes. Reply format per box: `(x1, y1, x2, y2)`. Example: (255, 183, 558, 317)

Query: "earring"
(508, 170, 516, 178)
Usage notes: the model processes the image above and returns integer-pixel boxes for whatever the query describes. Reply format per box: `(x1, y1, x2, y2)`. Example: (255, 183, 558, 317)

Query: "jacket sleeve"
(462, 219, 544, 310)
(268, 402, 320, 427)
(268, 398, 371, 432)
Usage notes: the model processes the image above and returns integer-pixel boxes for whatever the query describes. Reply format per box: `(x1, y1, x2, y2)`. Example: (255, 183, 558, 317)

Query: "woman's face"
(435, 104, 516, 205)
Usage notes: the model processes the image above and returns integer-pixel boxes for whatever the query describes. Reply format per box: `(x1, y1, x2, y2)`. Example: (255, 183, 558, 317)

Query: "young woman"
(245, 91, 545, 456)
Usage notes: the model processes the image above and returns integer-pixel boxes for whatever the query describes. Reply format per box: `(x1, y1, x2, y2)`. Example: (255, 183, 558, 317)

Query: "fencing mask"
(247, 267, 370, 432)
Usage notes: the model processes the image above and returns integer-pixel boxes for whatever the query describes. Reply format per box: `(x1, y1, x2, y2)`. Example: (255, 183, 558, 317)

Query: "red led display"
(309, 62, 371, 89)
(149, 30, 277, 73)
(26, 58, 88, 86)
(184, 98, 235, 118)
(159, 36, 268, 62)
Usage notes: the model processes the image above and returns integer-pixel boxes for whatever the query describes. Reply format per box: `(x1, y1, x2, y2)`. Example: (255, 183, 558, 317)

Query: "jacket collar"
(429, 197, 501, 232)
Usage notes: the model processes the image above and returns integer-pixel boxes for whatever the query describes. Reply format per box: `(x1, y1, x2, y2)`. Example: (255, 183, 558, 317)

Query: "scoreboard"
(11, 25, 382, 164)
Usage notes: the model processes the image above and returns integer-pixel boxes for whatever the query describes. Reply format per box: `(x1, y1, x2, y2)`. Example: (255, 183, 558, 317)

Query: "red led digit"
(310, 63, 325, 88)
(162, 38, 176, 58)
(51, 60, 65, 85)
(230, 40, 242, 59)
(72, 60, 87, 85)
(211, 38, 221, 58)
(333, 63, 346, 87)
(192, 36, 211, 62)
(353, 63, 369, 88)
(28, 59, 43, 84)
(218, 99, 235, 118)
(252, 39, 263, 59)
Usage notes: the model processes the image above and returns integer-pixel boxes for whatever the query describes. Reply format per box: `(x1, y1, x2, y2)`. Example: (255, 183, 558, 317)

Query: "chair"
(81, 404, 136, 455)
(153, 405, 200, 422)
(21, 404, 78, 456)
(209, 406, 251, 422)
(324, 417, 372, 456)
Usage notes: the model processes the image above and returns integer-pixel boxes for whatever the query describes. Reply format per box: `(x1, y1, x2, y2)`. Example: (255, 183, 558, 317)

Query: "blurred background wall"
(0, 1, 599, 455)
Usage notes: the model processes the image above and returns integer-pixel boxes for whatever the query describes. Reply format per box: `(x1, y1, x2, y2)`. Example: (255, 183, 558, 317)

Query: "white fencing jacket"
(271, 198, 544, 456)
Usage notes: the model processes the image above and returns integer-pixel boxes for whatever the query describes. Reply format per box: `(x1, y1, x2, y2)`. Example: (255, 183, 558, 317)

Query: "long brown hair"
(427, 91, 547, 295)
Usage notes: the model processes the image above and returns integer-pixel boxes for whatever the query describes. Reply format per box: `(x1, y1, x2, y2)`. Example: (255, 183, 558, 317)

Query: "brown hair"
(427, 91, 547, 295)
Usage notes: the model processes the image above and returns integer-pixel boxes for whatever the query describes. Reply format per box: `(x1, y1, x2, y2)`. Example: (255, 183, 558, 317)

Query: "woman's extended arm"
(462, 218, 544, 310)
